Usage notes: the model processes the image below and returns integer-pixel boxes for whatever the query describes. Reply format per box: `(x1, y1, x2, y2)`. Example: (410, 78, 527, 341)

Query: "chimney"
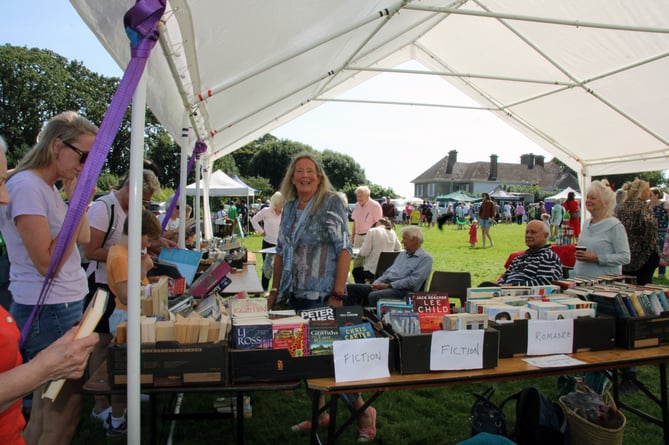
(446, 150, 457, 174)
(527, 154, 535, 169)
(535, 155, 545, 167)
(520, 154, 530, 166)
(488, 154, 498, 181)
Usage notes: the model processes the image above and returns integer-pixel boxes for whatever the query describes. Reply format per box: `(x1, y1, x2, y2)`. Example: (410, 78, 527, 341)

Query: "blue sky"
(2, 1, 551, 198)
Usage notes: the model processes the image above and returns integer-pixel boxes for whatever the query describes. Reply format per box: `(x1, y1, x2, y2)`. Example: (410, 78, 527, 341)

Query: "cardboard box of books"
(107, 341, 227, 388)
(229, 306, 395, 383)
(393, 328, 499, 374)
(490, 315, 616, 358)
(615, 315, 669, 349)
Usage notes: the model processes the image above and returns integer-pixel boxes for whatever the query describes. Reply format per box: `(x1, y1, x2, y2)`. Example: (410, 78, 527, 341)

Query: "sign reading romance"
(527, 319, 574, 355)
(333, 337, 390, 382)
(430, 330, 484, 370)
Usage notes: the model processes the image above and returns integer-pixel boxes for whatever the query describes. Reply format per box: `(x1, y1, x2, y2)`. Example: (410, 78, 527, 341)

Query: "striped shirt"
(498, 244, 562, 286)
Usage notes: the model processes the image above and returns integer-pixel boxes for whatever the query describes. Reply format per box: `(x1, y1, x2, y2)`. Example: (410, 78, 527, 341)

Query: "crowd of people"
(2, 112, 669, 443)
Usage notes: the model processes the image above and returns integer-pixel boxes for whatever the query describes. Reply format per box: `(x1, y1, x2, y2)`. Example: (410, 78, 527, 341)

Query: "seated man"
(346, 225, 433, 308)
(497, 220, 563, 286)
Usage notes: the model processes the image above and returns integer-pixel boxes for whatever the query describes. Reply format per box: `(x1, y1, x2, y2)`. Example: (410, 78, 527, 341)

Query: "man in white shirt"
(352, 218, 401, 283)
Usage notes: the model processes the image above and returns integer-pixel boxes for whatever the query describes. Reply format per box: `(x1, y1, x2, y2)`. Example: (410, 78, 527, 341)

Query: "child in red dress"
(469, 219, 479, 248)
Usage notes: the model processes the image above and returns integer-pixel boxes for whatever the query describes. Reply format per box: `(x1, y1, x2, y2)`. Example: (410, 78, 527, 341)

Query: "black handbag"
(470, 387, 507, 437)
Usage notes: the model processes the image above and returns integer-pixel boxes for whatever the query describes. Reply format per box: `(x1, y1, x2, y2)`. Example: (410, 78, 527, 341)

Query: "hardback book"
(376, 299, 412, 317)
(339, 321, 375, 340)
(299, 306, 336, 325)
(335, 305, 363, 327)
(418, 312, 444, 333)
(43, 288, 109, 401)
(271, 316, 309, 357)
(466, 287, 502, 300)
(410, 292, 451, 315)
(308, 326, 341, 356)
(541, 308, 596, 320)
(232, 317, 273, 350)
(150, 275, 169, 319)
(230, 297, 268, 318)
(443, 313, 488, 331)
(387, 311, 420, 335)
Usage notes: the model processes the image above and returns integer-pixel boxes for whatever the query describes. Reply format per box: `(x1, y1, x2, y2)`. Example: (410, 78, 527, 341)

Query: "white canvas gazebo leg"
(127, 70, 147, 445)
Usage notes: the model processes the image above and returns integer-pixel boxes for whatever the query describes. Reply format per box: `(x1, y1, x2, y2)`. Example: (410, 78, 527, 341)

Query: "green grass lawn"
(73, 221, 668, 444)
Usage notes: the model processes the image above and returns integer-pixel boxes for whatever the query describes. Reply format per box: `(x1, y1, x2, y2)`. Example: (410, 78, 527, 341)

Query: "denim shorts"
(479, 218, 492, 228)
(10, 300, 84, 362)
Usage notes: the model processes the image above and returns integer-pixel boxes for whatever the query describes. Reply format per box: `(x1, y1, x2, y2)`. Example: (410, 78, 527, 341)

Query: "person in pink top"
(350, 186, 383, 270)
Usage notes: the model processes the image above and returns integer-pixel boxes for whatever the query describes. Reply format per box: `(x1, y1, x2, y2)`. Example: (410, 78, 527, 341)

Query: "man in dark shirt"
(498, 220, 563, 286)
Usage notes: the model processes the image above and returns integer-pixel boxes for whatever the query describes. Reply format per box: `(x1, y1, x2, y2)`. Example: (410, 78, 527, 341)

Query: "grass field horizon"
(73, 221, 668, 444)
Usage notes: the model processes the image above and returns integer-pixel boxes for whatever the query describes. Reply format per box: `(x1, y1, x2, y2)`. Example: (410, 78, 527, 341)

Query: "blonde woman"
(617, 179, 658, 285)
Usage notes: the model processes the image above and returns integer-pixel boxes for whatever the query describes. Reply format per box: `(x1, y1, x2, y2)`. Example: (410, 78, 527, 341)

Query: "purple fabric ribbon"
(20, 0, 166, 347)
(161, 140, 208, 232)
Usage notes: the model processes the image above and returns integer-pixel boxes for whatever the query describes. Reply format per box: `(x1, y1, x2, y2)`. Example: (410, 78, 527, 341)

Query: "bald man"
(497, 220, 563, 286)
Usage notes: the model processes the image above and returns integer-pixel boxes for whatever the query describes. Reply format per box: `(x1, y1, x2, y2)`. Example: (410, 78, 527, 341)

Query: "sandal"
(357, 406, 377, 442)
(290, 413, 330, 432)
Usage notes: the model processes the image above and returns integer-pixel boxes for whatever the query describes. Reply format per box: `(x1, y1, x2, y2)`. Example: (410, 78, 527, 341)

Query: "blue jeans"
(11, 300, 84, 361)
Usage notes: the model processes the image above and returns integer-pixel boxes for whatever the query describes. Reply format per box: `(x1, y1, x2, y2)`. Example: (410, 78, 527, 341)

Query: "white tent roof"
(71, 1, 669, 179)
(185, 170, 254, 197)
(545, 186, 581, 202)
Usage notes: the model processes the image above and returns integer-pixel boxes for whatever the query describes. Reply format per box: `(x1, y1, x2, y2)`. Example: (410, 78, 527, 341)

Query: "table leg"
(327, 394, 340, 445)
(660, 364, 669, 445)
(150, 393, 157, 445)
(236, 392, 244, 445)
(309, 390, 323, 445)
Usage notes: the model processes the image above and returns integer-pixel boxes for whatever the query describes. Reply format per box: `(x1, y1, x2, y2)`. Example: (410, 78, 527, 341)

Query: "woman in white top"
(251, 192, 284, 291)
(352, 217, 401, 283)
(572, 179, 630, 278)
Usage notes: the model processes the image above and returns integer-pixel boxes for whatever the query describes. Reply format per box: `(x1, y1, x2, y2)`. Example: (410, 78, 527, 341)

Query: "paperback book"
(308, 326, 342, 356)
(339, 321, 375, 340)
(271, 316, 309, 357)
(232, 318, 273, 350)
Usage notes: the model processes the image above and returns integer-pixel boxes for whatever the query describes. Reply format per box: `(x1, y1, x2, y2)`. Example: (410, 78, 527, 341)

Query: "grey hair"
(400, 225, 424, 243)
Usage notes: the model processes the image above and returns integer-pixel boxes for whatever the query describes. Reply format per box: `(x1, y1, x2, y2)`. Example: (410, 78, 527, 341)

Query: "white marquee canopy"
(72, 0, 669, 186)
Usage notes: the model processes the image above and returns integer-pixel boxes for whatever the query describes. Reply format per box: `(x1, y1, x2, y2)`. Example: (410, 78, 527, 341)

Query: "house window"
(416, 184, 424, 196)
(427, 183, 435, 198)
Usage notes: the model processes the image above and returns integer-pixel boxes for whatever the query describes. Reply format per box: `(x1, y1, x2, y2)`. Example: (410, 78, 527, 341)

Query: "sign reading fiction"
(333, 337, 390, 383)
(526, 319, 574, 355)
(430, 330, 484, 370)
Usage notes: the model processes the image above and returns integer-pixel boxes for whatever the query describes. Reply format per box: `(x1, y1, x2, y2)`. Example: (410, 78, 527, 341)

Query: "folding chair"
(428, 271, 472, 306)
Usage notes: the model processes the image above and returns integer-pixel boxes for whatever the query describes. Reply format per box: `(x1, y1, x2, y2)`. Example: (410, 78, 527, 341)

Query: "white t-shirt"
(358, 226, 402, 273)
(0, 171, 87, 304)
(86, 191, 126, 284)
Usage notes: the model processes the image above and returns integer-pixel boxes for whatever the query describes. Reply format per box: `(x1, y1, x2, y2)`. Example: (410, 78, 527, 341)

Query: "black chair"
(428, 271, 472, 306)
(375, 251, 401, 277)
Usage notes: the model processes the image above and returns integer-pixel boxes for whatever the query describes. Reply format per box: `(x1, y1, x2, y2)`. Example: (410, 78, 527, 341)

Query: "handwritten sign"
(333, 337, 390, 382)
(526, 319, 573, 355)
(430, 330, 484, 370)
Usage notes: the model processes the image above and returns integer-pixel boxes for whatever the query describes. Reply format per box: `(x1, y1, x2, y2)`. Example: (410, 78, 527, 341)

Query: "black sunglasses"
(62, 140, 89, 164)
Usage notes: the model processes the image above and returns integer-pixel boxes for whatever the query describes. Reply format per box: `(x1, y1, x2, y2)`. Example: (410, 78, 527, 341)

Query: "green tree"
(320, 150, 366, 191)
(145, 123, 182, 189)
(243, 175, 274, 200)
(246, 138, 311, 189)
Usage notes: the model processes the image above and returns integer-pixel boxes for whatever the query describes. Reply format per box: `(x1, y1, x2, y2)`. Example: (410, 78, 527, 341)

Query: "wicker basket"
(559, 393, 626, 445)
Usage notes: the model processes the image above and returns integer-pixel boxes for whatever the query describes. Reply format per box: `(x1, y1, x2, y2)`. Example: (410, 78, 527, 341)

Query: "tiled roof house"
(411, 150, 578, 200)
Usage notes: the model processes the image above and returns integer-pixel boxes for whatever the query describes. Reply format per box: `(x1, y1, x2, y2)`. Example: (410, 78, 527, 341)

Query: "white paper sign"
(333, 337, 390, 382)
(526, 319, 573, 355)
(430, 329, 485, 370)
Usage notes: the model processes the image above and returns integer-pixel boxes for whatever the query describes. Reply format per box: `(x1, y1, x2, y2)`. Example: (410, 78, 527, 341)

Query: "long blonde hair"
(11, 111, 98, 177)
(279, 151, 335, 215)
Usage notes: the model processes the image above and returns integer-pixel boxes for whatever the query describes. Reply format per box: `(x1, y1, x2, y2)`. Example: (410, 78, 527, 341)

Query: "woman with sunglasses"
(0, 111, 97, 444)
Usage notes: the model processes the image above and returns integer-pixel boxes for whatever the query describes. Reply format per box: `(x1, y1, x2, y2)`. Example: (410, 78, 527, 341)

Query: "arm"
(597, 223, 631, 266)
(82, 227, 109, 262)
(0, 327, 98, 412)
(15, 214, 83, 276)
(251, 209, 265, 235)
(327, 249, 351, 308)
